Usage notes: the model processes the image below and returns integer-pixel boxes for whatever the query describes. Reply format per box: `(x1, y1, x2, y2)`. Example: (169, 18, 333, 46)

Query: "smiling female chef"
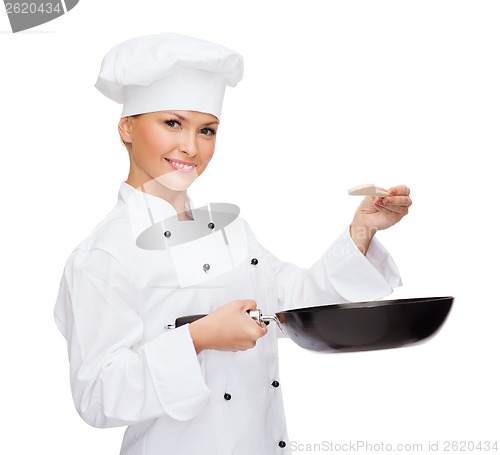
(54, 32, 412, 455)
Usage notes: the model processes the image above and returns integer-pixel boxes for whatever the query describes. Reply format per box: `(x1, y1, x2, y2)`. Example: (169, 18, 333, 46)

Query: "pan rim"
(278, 296, 454, 315)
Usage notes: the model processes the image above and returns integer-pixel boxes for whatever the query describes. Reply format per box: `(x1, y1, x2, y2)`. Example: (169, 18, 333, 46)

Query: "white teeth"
(168, 159, 194, 169)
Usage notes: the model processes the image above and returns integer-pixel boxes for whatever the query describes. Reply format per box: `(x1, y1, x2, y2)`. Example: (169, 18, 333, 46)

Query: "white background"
(1, 1, 498, 453)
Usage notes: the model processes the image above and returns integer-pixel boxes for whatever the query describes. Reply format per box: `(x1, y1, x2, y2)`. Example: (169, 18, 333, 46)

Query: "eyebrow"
(169, 111, 219, 127)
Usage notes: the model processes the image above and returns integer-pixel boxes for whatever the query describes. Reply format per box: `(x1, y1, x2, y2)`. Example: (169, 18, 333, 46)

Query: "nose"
(178, 131, 198, 157)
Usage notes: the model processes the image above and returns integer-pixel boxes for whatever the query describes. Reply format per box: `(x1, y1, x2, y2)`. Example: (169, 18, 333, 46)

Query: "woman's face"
(119, 110, 219, 191)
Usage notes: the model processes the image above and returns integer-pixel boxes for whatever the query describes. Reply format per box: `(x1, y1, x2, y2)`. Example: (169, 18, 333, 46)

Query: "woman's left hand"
(350, 184, 412, 254)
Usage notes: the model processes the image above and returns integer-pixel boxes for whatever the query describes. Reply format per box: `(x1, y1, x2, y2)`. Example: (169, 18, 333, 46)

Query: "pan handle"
(248, 310, 285, 334)
(165, 314, 207, 330)
(165, 310, 285, 334)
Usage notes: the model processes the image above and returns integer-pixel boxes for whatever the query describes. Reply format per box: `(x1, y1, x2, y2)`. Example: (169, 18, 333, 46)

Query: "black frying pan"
(172, 296, 454, 353)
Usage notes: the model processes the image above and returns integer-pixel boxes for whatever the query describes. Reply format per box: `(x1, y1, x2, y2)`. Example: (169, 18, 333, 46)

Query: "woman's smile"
(165, 157, 197, 173)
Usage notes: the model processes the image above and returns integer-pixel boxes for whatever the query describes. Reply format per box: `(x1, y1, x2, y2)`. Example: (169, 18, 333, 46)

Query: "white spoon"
(348, 183, 388, 197)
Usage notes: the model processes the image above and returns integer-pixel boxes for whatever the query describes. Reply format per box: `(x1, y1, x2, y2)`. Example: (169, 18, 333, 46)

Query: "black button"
(250, 258, 259, 266)
(224, 393, 231, 401)
(278, 441, 287, 448)
(208, 222, 215, 229)
(271, 381, 280, 388)
(203, 264, 211, 272)
(164, 231, 171, 238)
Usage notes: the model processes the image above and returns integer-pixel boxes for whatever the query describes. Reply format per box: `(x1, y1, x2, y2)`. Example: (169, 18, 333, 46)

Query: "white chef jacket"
(54, 182, 402, 455)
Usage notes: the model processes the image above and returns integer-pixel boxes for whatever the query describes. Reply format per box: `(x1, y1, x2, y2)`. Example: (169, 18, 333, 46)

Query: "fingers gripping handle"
(247, 309, 265, 327)
(247, 310, 284, 333)
(166, 309, 284, 333)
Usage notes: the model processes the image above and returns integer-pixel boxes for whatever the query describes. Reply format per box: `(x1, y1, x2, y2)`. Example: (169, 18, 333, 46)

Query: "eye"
(165, 119, 180, 128)
(200, 127, 217, 136)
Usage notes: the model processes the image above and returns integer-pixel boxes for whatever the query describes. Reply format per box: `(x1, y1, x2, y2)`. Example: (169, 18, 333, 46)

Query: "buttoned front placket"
(247, 250, 290, 453)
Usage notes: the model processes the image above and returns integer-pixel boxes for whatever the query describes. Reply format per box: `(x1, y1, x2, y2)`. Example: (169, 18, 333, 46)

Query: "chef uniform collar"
(94, 32, 244, 119)
(119, 182, 248, 288)
(119, 182, 194, 241)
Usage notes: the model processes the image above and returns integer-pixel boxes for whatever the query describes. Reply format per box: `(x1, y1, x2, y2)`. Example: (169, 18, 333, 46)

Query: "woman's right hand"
(188, 300, 267, 353)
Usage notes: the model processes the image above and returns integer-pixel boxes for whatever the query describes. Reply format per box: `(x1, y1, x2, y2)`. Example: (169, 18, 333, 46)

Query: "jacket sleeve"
(54, 248, 211, 428)
(262, 227, 402, 311)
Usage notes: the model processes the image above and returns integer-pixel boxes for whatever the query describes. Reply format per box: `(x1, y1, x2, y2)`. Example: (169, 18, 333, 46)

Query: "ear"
(118, 117, 134, 145)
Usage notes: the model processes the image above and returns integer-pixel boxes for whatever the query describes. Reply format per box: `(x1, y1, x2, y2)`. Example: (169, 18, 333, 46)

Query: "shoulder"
(67, 202, 135, 272)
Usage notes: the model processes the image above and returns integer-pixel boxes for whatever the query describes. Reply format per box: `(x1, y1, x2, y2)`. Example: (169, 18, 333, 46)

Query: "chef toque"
(95, 32, 244, 119)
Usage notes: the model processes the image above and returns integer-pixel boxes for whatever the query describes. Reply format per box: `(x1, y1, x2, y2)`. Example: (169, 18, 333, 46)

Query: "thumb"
(240, 299, 257, 312)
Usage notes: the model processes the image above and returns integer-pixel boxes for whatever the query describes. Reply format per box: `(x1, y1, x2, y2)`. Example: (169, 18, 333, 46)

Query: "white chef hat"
(95, 32, 244, 119)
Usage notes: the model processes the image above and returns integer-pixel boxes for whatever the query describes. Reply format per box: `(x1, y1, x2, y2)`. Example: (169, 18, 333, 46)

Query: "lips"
(165, 158, 197, 173)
